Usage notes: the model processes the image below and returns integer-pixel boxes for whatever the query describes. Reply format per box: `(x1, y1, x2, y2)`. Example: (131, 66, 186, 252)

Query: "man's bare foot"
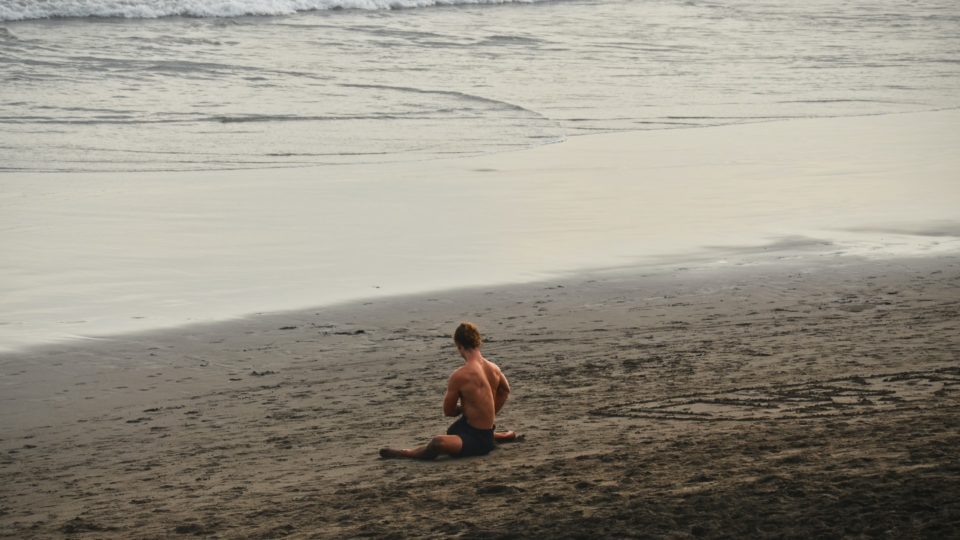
(379, 448, 406, 459)
(494, 431, 523, 443)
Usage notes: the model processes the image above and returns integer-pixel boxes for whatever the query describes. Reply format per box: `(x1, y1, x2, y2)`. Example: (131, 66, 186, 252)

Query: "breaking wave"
(0, 0, 546, 22)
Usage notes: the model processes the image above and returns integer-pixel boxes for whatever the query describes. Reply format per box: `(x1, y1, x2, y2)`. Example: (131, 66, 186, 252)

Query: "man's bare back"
(380, 322, 517, 460)
(443, 353, 508, 430)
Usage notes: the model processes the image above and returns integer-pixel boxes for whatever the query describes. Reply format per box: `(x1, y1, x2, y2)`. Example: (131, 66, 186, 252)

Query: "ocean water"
(1, 0, 959, 352)
(3, 0, 959, 172)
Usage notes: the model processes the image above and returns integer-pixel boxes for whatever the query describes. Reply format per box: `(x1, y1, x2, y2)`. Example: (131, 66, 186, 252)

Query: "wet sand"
(1, 254, 958, 538)
(4, 109, 960, 353)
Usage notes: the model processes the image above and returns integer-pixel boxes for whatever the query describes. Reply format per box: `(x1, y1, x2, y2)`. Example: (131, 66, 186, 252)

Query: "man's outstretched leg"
(379, 435, 462, 460)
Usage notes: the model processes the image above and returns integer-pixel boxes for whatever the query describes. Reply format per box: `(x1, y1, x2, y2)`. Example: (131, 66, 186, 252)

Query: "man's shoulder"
(449, 364, 472, 383)
(482, 357, 503, 373)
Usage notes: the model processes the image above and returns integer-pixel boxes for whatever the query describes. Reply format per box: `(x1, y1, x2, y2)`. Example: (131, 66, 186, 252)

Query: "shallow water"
(1, 0, 959, 352)
(2, 0, 958, 171)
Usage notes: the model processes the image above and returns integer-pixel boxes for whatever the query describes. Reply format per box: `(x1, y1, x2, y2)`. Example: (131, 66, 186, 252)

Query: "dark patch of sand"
(1, 255, 958, 538)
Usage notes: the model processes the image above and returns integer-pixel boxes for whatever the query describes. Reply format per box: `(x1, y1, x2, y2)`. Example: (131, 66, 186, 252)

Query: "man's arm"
(443, 372, 463, 417)
(494, 370, 511, 414)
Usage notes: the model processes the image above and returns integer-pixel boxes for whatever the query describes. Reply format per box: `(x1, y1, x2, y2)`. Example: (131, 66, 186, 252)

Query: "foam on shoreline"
(0, 0, 547, 22)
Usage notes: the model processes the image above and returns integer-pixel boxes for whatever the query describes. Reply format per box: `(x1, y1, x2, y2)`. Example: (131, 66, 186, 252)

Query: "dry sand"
(1, 254, 959, 538)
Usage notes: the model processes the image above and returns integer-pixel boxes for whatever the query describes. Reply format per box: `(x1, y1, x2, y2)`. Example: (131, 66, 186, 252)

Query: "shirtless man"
(379, 322, 516, 460)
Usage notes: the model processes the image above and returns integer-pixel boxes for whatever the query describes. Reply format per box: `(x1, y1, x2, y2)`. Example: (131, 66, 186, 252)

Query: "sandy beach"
(3, 2, 959, 537)
(2, 253, 958, 538)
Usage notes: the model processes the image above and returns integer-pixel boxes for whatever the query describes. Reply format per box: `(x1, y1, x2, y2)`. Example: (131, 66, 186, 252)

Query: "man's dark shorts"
(447, 415, 494, 458)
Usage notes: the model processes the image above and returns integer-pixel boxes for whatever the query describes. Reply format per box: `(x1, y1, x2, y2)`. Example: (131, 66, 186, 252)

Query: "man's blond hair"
(454, 322, 482, 350)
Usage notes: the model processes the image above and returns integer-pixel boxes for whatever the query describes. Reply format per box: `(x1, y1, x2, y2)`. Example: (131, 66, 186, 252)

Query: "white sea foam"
(0, 0, 544, 21)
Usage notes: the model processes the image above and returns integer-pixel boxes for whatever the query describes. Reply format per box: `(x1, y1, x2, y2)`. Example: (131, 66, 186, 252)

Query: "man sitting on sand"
(380, 322, 517, 460)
